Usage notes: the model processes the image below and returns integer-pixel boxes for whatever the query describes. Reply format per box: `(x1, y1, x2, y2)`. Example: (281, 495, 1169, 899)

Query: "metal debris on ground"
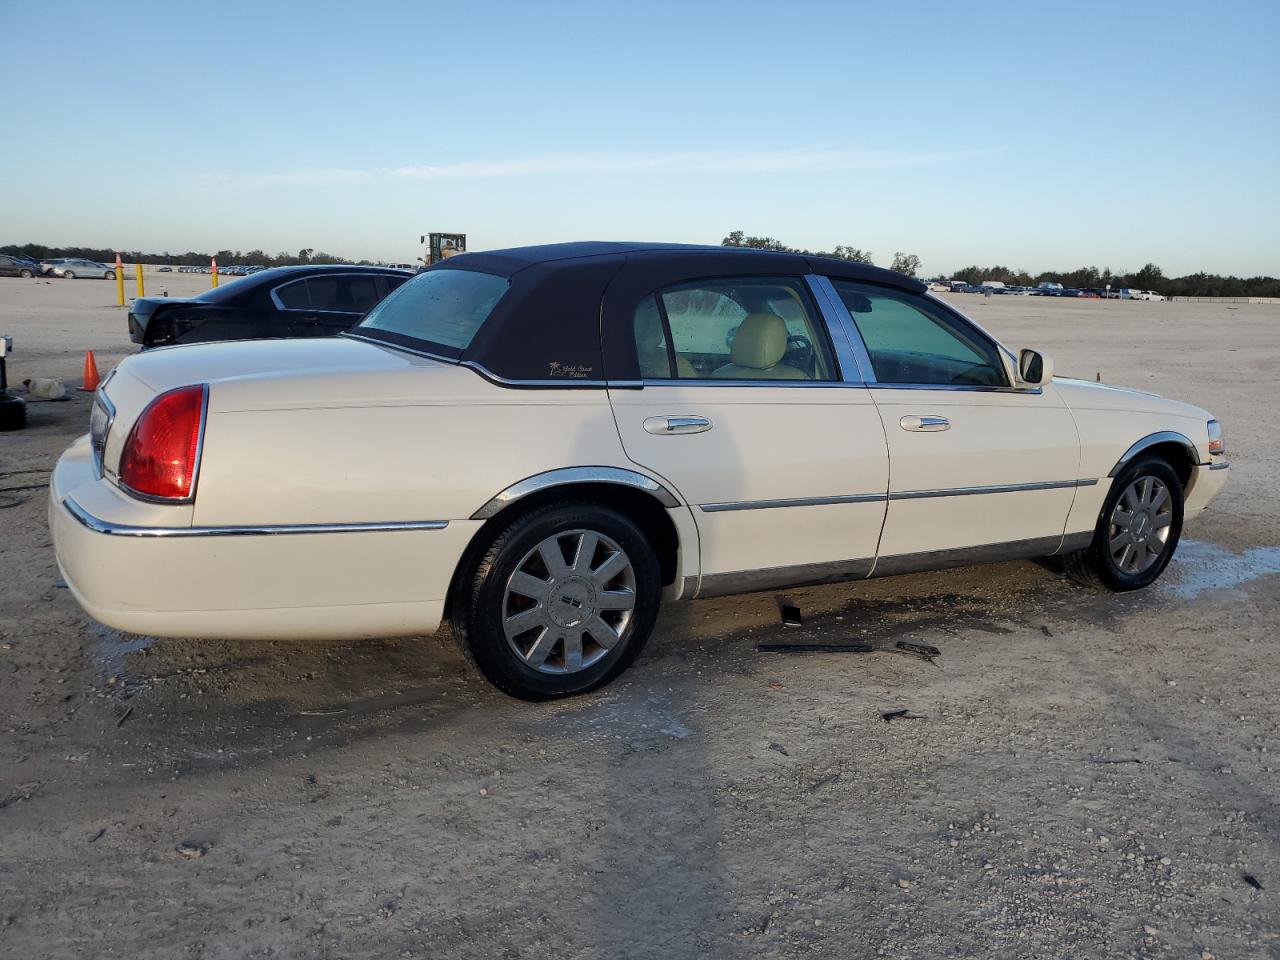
(757, 638, 941, 664)
(115, 706, 133, 728)
(880, 709, 927, 723)
(1243, 873, 1263, 891)
(175, 841, 209, 860)
(776, 598, 803, 627)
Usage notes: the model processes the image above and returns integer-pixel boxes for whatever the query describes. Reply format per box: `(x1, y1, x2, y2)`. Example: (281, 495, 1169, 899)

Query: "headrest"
(730, 313, 789, 369)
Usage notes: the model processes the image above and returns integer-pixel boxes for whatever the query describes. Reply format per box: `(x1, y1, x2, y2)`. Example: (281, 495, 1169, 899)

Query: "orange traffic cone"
(79, 351, 100, 392)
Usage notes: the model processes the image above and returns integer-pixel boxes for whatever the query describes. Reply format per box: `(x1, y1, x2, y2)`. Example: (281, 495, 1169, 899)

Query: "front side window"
(357, 268, 509, 353)
(831, 280, 1006, 387)
(633, 276, 835, 381)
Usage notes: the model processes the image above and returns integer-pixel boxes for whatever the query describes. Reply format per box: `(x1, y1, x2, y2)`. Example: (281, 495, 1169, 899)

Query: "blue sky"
(1, 0, 1276, 276)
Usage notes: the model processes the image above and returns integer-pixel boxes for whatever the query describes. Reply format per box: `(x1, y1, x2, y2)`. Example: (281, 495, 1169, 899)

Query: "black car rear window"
(356, 268, 508, 355)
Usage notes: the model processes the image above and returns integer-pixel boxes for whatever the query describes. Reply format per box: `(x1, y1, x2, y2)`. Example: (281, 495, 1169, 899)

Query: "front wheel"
(105, 270, 116, 280)
(63, 271, 75, 279)
(453, 502, 661, 700)
(1063, 456, 1183, 590)
(19, 269, 32, 279)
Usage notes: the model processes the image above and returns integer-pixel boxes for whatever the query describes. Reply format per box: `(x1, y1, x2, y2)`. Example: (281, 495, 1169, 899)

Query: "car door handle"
(643, 415, 712, 435)
(900, 415, 950, 432)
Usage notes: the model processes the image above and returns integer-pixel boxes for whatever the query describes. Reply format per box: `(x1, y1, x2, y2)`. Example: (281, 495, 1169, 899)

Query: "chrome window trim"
(63, 497, 449, 538)
(867, 382, 1043, 395)
(117, 384, 210, 506)
(806, 274, 874, 383)
(471, 466, 681, 519)
(1107, 431, 1204, 476)
(636, 378, 868, 389)
(341, 332, 609, 389)
(269, 272, 392, 314)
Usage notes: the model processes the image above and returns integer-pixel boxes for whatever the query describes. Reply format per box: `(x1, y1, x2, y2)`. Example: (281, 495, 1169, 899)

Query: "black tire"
(19, 269, 32, 279)
(0, 393, 27, 431)
(452, 501, 661, 700)
(63, 271, 75, 280)
(1063, 456, 1183, 591)
(105, 270, 116, 280)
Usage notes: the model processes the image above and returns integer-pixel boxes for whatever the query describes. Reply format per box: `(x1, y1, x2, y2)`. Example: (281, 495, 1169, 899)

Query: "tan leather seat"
(712, 313, 806, 380)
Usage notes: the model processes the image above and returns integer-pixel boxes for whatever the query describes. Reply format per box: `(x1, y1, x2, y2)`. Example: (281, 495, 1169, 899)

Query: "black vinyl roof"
(439, 241, 926, 293)
(370, 241, 930, 386)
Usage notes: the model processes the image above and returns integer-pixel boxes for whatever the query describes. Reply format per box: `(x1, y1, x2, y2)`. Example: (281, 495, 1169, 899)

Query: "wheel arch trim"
(1106, 431, 1203, 478)
(469, 466, 682, 520)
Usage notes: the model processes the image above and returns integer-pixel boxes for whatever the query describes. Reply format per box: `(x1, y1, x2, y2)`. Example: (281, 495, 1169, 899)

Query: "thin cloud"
(195, 146, 994, 187)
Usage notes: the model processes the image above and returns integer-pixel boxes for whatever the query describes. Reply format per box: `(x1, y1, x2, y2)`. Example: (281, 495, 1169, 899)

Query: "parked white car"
(50, 243, 1229, 699)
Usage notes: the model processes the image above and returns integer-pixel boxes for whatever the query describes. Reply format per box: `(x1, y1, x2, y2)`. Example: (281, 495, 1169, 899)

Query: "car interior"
(634, 279, 834, 381)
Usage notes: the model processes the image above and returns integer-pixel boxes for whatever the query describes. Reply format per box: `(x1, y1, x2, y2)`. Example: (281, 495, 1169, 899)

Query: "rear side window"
(358, 268, 508, 353)
(831, 281, 1006, 387)
(273, 275, 385, 314)
(633, 276, 835, 381)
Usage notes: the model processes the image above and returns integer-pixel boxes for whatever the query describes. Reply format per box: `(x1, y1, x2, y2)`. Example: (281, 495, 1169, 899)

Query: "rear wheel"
(19, 269, 32, 279)
(63, 271, 75, 279)
(1063, 456, 1183, 590)
(105, 270, 116, 280)
(453, 502, 661, 700)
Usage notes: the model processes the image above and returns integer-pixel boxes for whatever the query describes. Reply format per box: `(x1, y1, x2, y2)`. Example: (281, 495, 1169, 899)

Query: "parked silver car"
(41, 258, 116, 280)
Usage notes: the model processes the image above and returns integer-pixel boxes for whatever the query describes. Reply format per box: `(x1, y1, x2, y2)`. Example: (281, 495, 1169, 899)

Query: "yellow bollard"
(114, 255, 125, 307)
(211, 257, 218, 288)
(135, 262, 145, 299)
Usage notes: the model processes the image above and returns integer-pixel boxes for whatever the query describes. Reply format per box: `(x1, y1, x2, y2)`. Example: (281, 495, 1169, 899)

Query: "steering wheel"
(784, 334, 815, 376)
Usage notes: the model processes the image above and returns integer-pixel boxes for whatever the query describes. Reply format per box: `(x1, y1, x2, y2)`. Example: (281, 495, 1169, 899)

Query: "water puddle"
(1168, 539, 1280, 598)
(87, 622, 155, 678)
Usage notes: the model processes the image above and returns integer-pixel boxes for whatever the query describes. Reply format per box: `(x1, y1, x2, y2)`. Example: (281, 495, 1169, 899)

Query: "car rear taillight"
(118, 384, 208, 501)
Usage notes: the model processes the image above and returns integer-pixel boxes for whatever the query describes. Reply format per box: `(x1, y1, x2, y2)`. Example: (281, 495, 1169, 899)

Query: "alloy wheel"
(1108, 475, 1173, 574)
(502, 528, 637, 675)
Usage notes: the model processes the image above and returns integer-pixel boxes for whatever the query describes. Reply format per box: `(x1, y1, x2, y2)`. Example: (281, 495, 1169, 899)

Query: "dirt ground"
(1, 274, 1277, 959)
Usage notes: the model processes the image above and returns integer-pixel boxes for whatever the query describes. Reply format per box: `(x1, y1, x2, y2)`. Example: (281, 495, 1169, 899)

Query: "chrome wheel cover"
(1108, 475, 1173, 574)
(502, 529, 637, 675)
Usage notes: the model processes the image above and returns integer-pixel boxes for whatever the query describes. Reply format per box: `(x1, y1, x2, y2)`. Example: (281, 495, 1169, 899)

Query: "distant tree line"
(722, 231, 1279, 298)
(0, 243, 368, 267)
(944, 262, 1280, 299)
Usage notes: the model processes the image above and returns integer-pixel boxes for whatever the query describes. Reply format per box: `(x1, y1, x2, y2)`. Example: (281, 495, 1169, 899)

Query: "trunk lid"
(95, 335, 475, 478)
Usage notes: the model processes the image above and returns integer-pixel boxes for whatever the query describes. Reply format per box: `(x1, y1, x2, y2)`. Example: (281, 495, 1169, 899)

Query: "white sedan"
(50, 243, 1229, 699)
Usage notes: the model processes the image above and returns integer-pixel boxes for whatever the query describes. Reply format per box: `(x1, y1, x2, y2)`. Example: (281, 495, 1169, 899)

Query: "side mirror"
(1018, 348, 1054, 386)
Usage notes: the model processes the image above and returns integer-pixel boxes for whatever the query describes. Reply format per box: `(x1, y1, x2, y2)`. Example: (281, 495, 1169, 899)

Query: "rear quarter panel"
(191, 369, 634, 526)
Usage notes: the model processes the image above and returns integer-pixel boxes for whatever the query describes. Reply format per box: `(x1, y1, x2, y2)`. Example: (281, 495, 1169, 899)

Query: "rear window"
(356, 268, 508, 354)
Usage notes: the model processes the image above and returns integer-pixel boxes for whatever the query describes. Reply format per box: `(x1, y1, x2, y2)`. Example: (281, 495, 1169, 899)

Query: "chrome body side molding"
(63, 497, 448, 538)
(1108, 431, 1203, 477)
(889, 478, 1096, 500)
(700, 492, 886, 513)
(697, 478, 1097, 513)
(470, 466, 681, 520)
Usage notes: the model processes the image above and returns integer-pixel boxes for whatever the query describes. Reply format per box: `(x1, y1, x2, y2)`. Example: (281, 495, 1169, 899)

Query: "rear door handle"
(643, 415, 712, 435)
(900, 415, 950, 432)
